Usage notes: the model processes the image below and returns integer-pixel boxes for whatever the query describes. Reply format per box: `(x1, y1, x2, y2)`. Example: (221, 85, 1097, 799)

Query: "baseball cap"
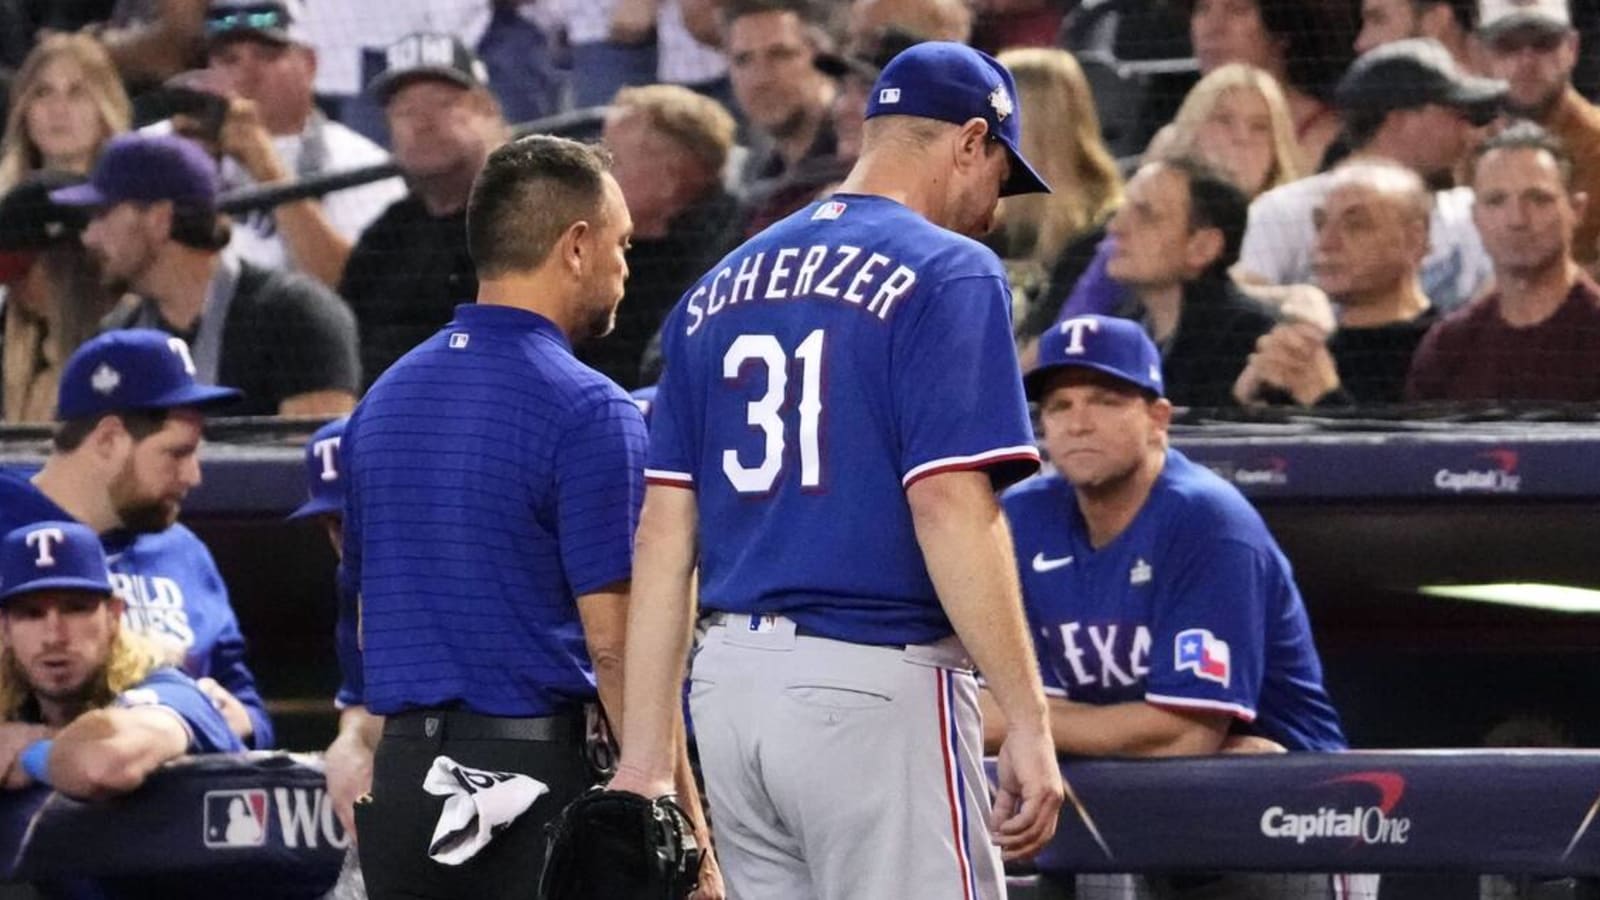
(1478, 0, 1571, 38)
(0, 521, 113, 605)
(1335, 38, 1508, 126)
(864, 41, 1050, 197)
(1024, 315, 1165, 401)
(368, 32, 490, 105)
(288, 417, 347, 521)
(204, 0, 308, 48)
(56, 329, 242, 421)
(0, 171, 89, 284)
(49, 134, 219, 212)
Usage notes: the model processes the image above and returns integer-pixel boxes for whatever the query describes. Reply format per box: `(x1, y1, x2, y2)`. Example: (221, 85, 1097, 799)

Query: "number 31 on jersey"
(722, 330, 824, 494)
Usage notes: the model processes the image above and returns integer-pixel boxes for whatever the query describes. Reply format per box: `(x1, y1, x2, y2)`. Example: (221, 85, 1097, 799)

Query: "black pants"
(355, 711, 597, 900)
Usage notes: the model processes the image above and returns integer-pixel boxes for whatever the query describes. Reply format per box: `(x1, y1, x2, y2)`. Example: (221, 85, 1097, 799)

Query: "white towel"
(422, 755, 549, 865)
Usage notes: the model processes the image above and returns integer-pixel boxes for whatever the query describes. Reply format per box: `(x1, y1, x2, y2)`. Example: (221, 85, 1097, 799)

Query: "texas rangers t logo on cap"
(313, 436, 342, 482)
(1059, 316, 1101, 355)
(25, 527, 65, 568)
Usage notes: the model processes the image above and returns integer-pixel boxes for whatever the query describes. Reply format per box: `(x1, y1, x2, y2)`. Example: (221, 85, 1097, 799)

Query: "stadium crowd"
(0, 0, 1598, 897)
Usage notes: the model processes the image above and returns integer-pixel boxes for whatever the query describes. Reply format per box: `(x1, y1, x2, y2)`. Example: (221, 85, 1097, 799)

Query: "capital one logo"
(24, 527, 65, 568)
(312, 436, 342, 482)
(1059, 317, 1101, 355)
(1259, 771, 1412, 847)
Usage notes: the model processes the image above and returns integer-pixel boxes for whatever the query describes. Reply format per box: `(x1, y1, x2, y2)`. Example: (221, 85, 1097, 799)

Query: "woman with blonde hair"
(0, 34, 131, 194)
(994, 47, 1123, 275)
(1160, 62, 1301, 198)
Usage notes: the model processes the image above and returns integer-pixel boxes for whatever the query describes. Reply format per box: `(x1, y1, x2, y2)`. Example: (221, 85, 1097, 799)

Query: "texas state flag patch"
(1174, 628, 1231, 687)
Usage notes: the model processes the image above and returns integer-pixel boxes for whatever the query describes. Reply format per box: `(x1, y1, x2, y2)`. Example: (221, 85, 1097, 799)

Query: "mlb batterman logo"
(204, 789, 269, 848)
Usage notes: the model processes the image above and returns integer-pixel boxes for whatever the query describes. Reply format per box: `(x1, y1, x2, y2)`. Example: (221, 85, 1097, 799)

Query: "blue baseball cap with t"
(288, 417, 348, 521)
(0, 521, 113, 604)
(1024, 315, 1165, 400)
(56, 329, 242, 421)
(864, 41, 1050, 197)
(50, 134, 219, 211)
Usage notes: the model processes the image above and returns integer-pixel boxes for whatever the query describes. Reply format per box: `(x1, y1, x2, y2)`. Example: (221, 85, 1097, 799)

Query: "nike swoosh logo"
(1031, 552, 1074, 573)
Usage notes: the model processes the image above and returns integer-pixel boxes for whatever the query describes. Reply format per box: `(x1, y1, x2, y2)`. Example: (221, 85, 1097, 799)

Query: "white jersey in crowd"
(1238, 171, 1493, 312)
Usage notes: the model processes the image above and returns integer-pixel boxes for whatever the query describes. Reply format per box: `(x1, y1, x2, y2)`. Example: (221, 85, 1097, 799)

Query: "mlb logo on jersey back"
(449, 332, 470, 349)
(204, 789, 269, 848)
(1174, 628, 1230, 687)
(812, 201, 848, 221)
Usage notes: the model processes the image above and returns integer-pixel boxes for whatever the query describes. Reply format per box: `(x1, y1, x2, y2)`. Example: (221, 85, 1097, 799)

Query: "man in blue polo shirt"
(0, 330, 272, 752)
(0, 521, 243, 802)
(341, 135, 714, 899)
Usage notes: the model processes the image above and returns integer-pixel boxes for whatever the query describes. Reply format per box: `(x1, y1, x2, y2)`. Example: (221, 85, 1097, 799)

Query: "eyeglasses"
(204, 8, 289, 36)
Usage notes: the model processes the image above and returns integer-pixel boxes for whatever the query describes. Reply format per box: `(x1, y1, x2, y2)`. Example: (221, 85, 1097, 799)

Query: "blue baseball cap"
(1024, 315, 1165, 400)
(56, 329, 242, 421)
(288, 417, 347, 521)
(50, 134, 219, 211)
(864, 41, 1050, 197)
(0, 522, 113, 604)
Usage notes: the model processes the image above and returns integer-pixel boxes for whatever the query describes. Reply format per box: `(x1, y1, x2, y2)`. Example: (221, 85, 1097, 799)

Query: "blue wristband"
(19, 739, 52, 786)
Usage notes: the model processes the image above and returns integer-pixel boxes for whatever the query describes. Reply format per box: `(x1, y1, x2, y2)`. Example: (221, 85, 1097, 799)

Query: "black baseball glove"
(539, 788, 702, 900)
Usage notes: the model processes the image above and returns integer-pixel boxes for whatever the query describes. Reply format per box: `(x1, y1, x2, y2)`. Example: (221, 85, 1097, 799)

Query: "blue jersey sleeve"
(206, 615, 273, 749)
(1142, 538, 1269, 723)
(892, 274, 1039, 489)
(556, 394, 648, 595)
(339, 408, 366, 700)
(333, 562, 365, 709)
(644, 311, 696, 488)
(116, 669, 246, 753)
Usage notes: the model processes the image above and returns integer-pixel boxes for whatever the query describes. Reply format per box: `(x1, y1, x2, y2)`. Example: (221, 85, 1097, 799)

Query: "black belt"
(383, 708, 584, 743)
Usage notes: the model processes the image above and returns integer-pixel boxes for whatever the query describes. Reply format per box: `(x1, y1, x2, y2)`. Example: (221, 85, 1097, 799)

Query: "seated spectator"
(1189, 0, 1352, 173)
(55, 134, 359, 416)
(1023, 62, 1301, 348)
(815, 25, 923, 166)
(0, 172, 117, 424)
(993, 47, 1123, 316)
(0, 33, 131, 195)
(1477, 0, 1600, 268)
(1407, 121, 1600, 402)
(1238, 38, 1504, 312)
(0, 330, 273, 748)
(1100, 156, 1277, 408)
(585, 85, 740, 389)
(0, 520, 243, 801)
(848, 0, 972, 44)
(198, 0, 405, 288)
(95, 0, 209, 91)
(1356, 0, 1479, 70)
(1235, 161, 1439, 407)
(339, 33, 509, 388)
(725, 0, 845, 236)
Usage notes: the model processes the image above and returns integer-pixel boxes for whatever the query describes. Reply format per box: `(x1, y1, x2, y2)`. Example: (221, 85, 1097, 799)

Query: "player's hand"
(991, 725, 1064, 860)
(0, 723, 50, 790)
(605, 762, 674, 800)
(197, 678, 255, 742)
(689, 843, 725, 900)
(324, 730, 375, 841)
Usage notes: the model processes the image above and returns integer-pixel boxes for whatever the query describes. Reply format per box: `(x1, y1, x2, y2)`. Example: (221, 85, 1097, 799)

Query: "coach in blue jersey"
(0, 330, 272, 752)
(341, 135, 715, 899)
(611, 42, 1065, 900)
(0, 521, 243, 801)
(992, 315, 1345, 754)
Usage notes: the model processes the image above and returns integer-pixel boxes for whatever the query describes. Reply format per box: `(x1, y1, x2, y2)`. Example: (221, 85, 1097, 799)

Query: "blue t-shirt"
(1002, 451, 1346, 751)
(0, 470, 272, 748)
(647, 195, 1039, 646)
(114, 667, 246, 754)
(342, 304, 648, 717)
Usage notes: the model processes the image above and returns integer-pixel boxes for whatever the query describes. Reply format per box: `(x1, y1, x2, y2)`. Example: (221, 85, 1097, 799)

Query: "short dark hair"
(1342, 105, 1389, 152)
(720, 0, 819, 28)
(1186, 0, 1354, 101)
(1471, 119, 1574, 189)
(465, 136, 613, 279)
(170, 205, 231, 252)
(53, 409, 170, 453)
(1416, 0, 1475, 31)
(1159, 154, 1250, 278)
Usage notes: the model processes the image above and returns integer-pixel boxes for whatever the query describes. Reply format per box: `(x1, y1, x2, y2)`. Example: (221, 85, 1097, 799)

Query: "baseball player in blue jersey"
(0, 330, 272, 751)
(0, 521, 243, 802)
(993, 314, 1358, 898)
(340, 135, 717, 899)
(610, 41, 1065, 900)
(284, 417, 377, 839)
